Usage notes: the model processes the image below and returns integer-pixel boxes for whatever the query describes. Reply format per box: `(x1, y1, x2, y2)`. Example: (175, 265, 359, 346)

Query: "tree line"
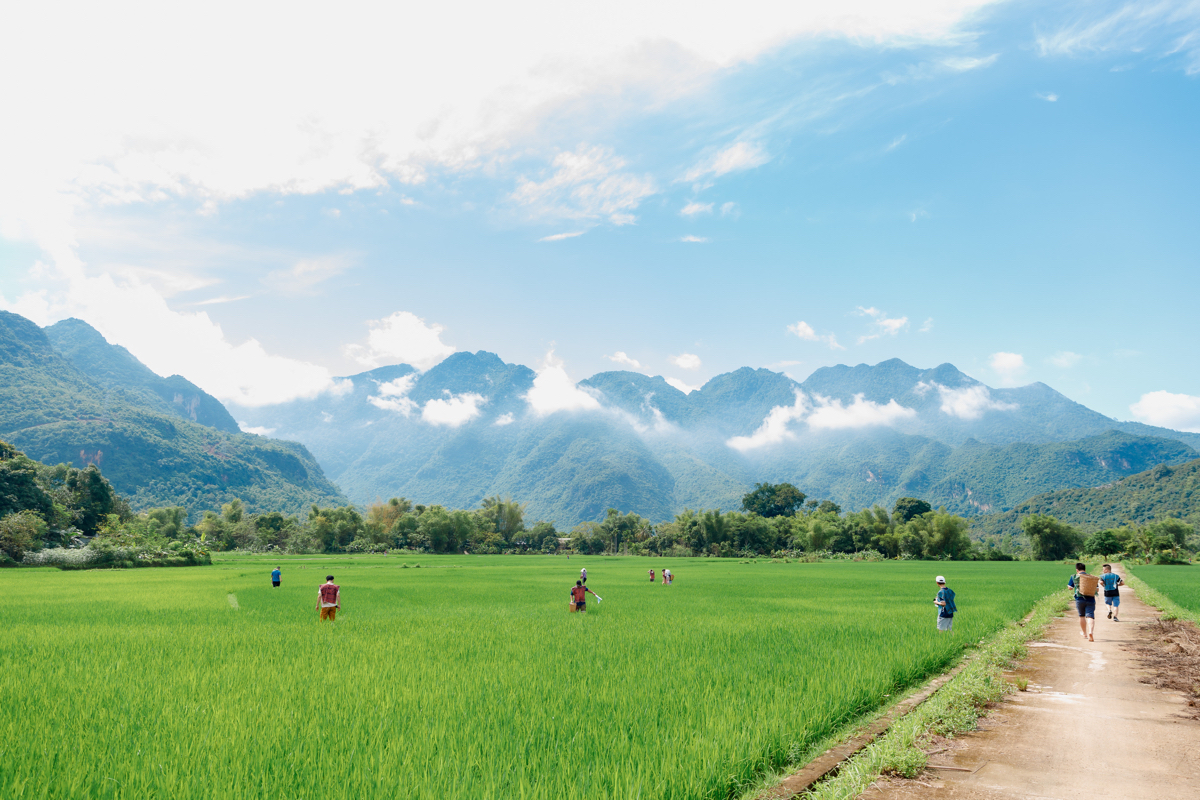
(4, 438, 1193, 566)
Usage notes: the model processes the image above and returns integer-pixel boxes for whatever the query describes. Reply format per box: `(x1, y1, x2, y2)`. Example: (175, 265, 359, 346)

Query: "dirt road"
(864, 583, 1200, 800)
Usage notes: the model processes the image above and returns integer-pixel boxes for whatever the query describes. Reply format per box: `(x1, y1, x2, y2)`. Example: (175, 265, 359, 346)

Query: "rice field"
(1130, 564, 1200, 612)
(0, 556, 1065, 800)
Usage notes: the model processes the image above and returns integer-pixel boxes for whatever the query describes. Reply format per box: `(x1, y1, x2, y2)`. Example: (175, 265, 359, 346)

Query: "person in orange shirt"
(570, 580, 597, 613)
(316, 575, 340, 621)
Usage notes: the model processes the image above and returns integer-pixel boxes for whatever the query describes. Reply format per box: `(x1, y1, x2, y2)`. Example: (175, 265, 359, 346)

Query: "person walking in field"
(1068, 562, 1097, 641)
(570, 580, 597, 613)
(271, 567, 281, 587)
(1100, 563, 1124, 621)
(934, 576, 955, 632)
(649, 568, 655, 583)
(580, 567, 587, 584)
(316, 575, 340, 621)
(662, 568, 669, 585)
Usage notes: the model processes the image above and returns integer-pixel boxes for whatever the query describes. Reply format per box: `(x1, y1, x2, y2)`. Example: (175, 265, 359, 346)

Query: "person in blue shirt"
(934, 576, 956, 632)
(1100, 564, 1124, 621)
(1068, 562, 1096, 641)
(271, 567, 281, 588)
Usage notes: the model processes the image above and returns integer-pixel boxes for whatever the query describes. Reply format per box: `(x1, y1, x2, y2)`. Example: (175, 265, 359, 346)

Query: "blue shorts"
(1104, 595, 1120, 607)
(1076, 597, 1096, 618)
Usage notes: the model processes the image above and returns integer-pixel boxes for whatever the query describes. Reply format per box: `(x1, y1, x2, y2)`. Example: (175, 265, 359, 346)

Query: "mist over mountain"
(0, 312, 345, 518)
(230, 349, 1200, 527)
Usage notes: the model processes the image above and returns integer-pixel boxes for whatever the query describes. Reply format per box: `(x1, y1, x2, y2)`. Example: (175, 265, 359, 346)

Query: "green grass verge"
(784, 588, 1073, 800)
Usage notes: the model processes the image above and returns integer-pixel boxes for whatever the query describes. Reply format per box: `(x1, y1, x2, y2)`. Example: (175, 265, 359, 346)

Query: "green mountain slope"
(0, 311, 345, 518)
(44, 318, 241, 433)
(972, 458, 1200, 537)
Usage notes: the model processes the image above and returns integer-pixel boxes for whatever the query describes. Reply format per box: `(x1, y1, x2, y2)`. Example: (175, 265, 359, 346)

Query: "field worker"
(662, 569, 668, 585)
(1068, 562, 1096, 641)
(570, 580, 597, 613)
(934, 576, 955, 632)
(580, 567, 587, 584)
(1100, 563, 1125, 621)
(649, 568, 655, 583)
(271, 566, 281, 588)
(316, 575, 340, 621)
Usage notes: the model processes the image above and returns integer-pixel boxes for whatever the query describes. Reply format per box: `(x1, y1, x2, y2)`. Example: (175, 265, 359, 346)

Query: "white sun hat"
(936, 575, 946, 583)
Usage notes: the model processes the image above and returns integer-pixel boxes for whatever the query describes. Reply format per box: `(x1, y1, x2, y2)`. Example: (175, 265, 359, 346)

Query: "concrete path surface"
(864, 584, 1200, 800)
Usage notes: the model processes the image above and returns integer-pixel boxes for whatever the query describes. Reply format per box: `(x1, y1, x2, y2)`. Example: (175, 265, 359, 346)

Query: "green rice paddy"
(1130, 564, 1200, 613)
(0, 556, 1065, 799)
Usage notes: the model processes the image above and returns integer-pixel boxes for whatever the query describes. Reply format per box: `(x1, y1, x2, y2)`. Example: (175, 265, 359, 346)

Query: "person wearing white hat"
(934, 576, 956, 632)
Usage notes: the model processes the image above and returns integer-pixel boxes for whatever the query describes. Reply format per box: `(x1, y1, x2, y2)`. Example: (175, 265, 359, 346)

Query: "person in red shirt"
(316, 575, 340, 621)
(649, 568, 655, 583)
(570, 580, 596, 613)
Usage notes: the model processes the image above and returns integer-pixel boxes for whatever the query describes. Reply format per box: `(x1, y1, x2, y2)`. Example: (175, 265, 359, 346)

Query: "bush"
(0, 510, 47, 561)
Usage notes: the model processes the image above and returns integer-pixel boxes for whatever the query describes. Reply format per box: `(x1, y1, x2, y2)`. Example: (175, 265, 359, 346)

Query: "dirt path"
(863, 584, 1200, 800)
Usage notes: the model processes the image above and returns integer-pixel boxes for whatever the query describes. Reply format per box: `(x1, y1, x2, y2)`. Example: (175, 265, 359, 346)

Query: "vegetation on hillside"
(973, 457, 1200, 543)
(0, 310, 346, 517)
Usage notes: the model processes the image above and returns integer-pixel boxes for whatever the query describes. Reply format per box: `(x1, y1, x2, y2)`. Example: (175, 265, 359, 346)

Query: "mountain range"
(0, 311, 345, 518)
(229, 349, 1200, 528)
(4, 308, 1196, 531)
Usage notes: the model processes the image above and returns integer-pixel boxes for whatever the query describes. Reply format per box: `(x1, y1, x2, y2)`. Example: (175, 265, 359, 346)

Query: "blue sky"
(1, 0, 1198, 428)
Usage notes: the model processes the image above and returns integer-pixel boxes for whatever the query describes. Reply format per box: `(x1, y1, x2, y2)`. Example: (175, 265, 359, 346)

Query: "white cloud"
(524, 350, 602, 415)
(368, 374, 419, 416)
(422, 391, 486, 427)
(670, 353, 702, 370)
(720, 202, 739, 217)
(942, 53, 999, 70)
(239, 424, 276, 436)
(511, 145, 655, 225)
(917, 381, 1018, 420)
(988, 351, 1027, 386)
(727, 390, 915, 450)
(684, 141, 770, 182)
(787, 320, 844, 350)
(1036, 92, 1059, 102)
(344, 311, 455, 371)
(856, 305, 908, 342)
(1048, 351, 1081, 368)
(665, 377, 701, 394)
(1130, 391, 1200, 433)
(680, 202, 713, 216)
(605, 351, 643, 369)
(539, 231, 586, 242)
(680, 235, 709, 243)
(805, 393, 917, 430)
(727, 392, 808, 451)
(262, 255, 353, 295)
(1036, 3, 1200, 74)
(494, 412, 515, 426)
(919, 317, 934, 333)
(886, 134, 907, 151)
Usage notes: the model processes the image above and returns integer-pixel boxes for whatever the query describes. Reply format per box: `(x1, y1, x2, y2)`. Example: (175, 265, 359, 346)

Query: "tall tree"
(1022, 514, 1083, 561)
(892, 497, 932, 523)
(740, 482, 806, 518)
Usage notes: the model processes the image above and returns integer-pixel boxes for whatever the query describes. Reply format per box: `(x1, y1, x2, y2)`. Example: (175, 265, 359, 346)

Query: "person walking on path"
(271, 567, 281, 587)
(1101, 563, 1125, 621)
(1069, 562, 1097, 641)
(316, 575, 340, 621)
(570, 580, 597, 613)
(934, 575, 956, 632)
